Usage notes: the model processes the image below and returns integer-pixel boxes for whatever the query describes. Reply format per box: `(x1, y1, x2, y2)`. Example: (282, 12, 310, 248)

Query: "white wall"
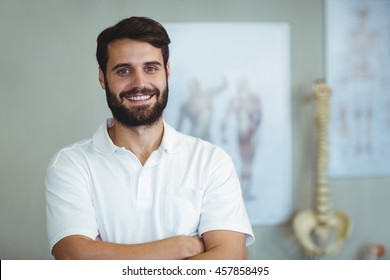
(1, 0, 389, 259)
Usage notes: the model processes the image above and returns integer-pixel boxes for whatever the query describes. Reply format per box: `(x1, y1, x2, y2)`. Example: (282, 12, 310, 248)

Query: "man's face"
(99, 39, 169, 127)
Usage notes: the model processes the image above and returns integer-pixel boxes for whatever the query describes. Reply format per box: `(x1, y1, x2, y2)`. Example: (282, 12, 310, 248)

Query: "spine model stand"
(293, 80, 352, 256)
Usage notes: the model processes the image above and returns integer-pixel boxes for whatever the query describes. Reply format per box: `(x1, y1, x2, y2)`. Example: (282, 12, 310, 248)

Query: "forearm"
(53, 235, 204, 260)
(187, 230, 247, 260)
(187, 245, 246, 260)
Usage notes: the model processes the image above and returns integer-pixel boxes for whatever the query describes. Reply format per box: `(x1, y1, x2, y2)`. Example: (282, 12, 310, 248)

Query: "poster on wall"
(326, 0, 390, 178)
(163, 22, 291, 225)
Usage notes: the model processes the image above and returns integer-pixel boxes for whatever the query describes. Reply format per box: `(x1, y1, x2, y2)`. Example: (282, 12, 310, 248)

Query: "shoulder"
(167, 124, 232, 165)
(45, 138, 94, 193)
(47, 138, 92, 169)
(48, 119, 116, 168)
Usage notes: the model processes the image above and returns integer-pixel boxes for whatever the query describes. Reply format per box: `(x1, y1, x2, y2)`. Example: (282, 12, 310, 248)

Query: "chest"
(86, 152, 207, 241)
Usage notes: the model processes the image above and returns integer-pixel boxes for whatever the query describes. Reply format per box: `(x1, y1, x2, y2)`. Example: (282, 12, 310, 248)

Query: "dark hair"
(96, 16, 171, 74)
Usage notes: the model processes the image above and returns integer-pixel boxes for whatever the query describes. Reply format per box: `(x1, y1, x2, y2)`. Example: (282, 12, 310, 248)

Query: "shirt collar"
(160, 120, 182, 154)
(92, 118, 182, 155)
(92, 118, 119, 155)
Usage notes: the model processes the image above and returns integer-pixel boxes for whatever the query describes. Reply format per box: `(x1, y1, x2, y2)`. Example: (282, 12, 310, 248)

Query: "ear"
(166, 61, 170, 80)
(98, 67, 106, 90)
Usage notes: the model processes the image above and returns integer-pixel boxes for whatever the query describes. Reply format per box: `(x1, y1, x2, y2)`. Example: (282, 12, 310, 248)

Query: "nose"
(132, 69, 146, 89)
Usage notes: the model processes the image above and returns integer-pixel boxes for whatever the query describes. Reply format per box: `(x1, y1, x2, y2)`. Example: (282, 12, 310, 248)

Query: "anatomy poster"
(326, 0, 390, 178)
(164, 22, 291, 225)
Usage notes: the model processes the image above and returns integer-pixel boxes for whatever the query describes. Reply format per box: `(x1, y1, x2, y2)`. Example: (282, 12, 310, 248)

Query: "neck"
(108, 118, 164, 165)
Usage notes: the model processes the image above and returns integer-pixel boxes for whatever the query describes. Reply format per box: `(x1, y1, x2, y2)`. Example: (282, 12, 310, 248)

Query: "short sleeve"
(198, 149, 255, 246)
(45, 150, 99, 253)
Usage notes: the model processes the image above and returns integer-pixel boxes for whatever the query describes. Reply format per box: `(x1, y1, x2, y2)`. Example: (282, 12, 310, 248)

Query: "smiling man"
(45, 16, 254, 260)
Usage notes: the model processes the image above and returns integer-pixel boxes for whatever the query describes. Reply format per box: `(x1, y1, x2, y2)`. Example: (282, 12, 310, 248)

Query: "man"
(45, 16, 254, 260)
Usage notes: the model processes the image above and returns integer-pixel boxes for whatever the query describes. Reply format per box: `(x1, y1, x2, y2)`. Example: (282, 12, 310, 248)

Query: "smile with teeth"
(126, 95, 153, 101)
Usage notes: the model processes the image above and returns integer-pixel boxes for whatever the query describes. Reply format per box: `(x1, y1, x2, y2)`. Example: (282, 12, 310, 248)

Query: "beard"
(105, 80, 168, 128)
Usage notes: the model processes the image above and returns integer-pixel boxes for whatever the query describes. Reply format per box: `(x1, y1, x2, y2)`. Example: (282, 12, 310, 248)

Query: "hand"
(191, 235, 205, 256)
(94, 234, 204, 259)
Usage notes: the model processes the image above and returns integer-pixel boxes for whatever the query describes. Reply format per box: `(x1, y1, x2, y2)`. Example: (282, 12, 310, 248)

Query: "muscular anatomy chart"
(164, 22, 291, 225)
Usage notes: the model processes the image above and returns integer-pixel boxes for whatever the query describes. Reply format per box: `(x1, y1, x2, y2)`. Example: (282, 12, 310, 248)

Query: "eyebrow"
(111, 61, 163, 71)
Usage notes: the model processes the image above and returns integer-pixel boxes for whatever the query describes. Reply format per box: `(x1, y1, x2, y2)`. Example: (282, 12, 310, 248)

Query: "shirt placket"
(136, 150, 163, 208)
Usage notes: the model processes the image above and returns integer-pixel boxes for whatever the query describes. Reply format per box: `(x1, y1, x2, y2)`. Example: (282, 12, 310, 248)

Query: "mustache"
(119, 87, 159, 99)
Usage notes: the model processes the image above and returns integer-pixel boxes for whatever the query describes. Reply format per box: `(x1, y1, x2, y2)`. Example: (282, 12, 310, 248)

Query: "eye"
(145, 66, 158, 73)
(117, 68, 130, 76)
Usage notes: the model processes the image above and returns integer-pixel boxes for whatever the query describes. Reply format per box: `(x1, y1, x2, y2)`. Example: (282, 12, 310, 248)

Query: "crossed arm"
(187, 230, 246, 260)
(52, 230, 246, 260)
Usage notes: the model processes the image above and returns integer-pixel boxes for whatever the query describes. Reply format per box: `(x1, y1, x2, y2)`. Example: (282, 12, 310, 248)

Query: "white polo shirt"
(46, 118, 254, 252)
